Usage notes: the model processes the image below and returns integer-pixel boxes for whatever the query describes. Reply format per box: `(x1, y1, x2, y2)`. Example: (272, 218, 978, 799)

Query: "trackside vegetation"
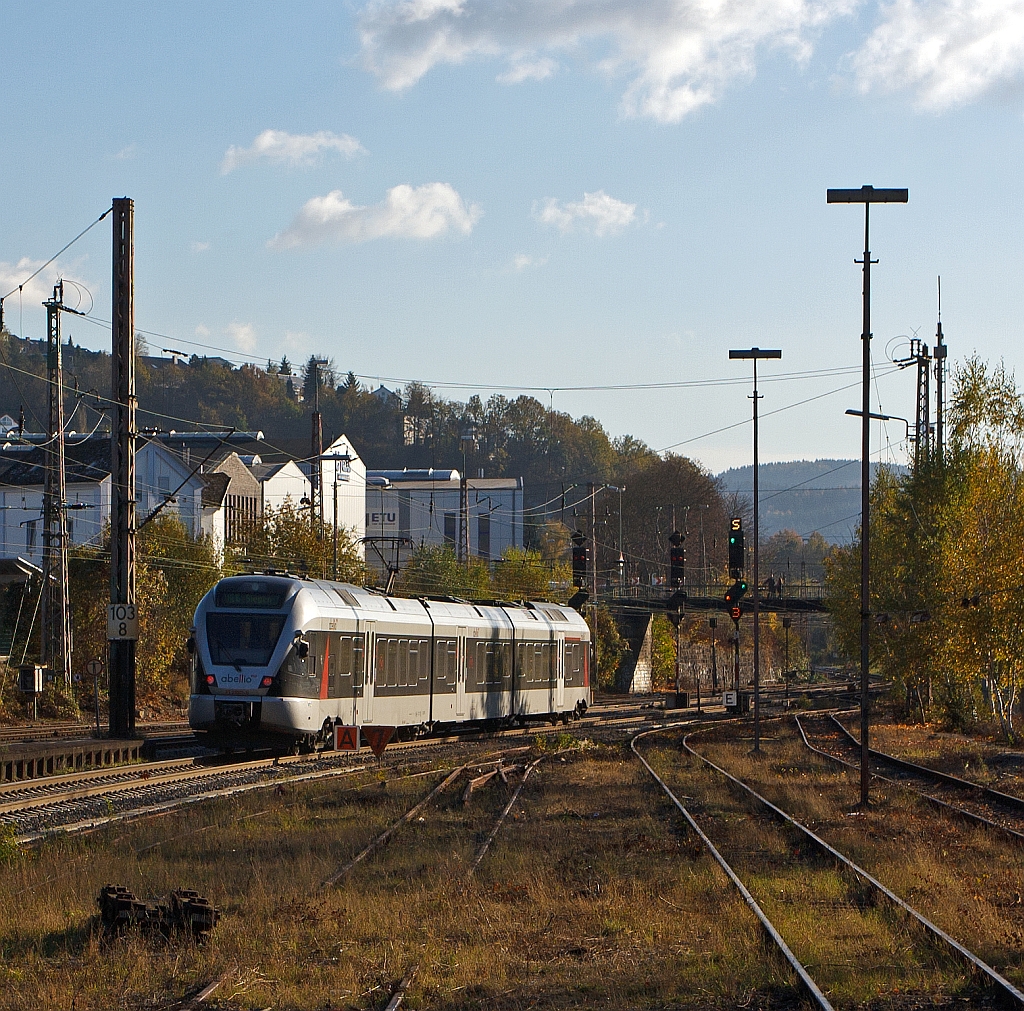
(828, 356, 1024, 738)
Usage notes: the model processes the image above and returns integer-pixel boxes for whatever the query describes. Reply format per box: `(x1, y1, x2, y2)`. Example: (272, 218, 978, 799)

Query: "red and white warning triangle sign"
(361, 726, 396, 757)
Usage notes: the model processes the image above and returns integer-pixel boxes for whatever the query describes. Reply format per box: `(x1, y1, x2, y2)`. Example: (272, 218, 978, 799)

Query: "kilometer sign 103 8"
(107, 603, 139, 641)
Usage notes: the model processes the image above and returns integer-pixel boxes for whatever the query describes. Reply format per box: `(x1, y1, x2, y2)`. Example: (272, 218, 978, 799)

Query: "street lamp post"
(828, 184, 908, 805)
(729, 347, 782, 753)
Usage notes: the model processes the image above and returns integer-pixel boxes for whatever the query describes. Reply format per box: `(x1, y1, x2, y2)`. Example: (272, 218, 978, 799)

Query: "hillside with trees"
(0, 329, 733, 576)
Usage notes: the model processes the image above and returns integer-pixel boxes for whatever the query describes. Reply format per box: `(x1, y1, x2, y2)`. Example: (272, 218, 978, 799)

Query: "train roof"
(208, 573, 587, 630)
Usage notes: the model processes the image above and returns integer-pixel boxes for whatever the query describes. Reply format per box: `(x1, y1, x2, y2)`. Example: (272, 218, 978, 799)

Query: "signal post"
(723, 517, 748, 711)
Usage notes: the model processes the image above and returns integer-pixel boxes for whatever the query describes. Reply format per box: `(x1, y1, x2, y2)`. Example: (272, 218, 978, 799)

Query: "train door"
(456, 627, 467, 717)
(555, 631, 565, 710)
(362, 621, 375, 723)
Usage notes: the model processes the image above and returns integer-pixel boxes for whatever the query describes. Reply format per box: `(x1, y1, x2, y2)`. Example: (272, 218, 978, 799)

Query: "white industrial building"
(312, 435, 366, 557)
(0, 436, 207, 562)
(365, 469, 523, 573)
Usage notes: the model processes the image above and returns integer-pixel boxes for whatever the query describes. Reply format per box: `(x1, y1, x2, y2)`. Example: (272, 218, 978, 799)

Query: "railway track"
(0, 719, 189, 746)
(797, 713, 1024, 842)
(633, 722, 1024, 1009)
(2, 703, 678, 845)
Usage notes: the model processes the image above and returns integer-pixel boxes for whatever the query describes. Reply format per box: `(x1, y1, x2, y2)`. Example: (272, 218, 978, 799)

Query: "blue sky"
(3, 1, 1024, 473)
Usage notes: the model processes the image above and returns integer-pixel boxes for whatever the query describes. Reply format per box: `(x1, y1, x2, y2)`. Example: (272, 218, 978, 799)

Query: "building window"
(443, 512, 456, 546)
(477, 514, 490, 559)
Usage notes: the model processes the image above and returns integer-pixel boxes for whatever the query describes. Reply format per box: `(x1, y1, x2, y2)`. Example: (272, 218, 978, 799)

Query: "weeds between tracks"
(0, 727, 809, 1011)
(685, 719, 1024, 997)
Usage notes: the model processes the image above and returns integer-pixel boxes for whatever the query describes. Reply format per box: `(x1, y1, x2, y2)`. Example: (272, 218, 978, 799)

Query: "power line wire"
(0, 207, 112, 303)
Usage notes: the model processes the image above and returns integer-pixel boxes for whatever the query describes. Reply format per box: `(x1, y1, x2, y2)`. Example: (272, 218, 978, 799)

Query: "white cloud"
(195, 324, 211, 337)
(358, 0, 855, 122)
(851, 0, 1024, 109)
(190, 241, 211, 254)
(497, 55, 558, 84)
(221, 129, 367, 174)
(269, 182, 482, 249)
(535, 190, 637, 236)
(0, 258, 66, 312)
(512, 252, 549, 270)
(225, 321, 257, 353)
(115, 144, 136, 160)
(283, 331, 314, 356)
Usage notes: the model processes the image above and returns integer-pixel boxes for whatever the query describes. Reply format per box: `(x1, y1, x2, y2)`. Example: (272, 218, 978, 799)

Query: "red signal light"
(205, 674, 215, 685)
(261, 676, 273, 687)
(730, 606, 742, 620)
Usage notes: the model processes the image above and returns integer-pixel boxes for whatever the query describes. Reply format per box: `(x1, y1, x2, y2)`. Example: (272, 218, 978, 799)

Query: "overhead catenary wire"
(75, 312, 890, 395)
(0, 208, 112, 305)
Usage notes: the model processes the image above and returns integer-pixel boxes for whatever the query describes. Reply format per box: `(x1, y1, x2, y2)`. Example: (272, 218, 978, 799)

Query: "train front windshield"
(206, 613, 287, 667)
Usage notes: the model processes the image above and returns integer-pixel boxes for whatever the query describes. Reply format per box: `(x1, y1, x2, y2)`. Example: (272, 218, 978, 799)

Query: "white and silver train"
(188, 574, 592, 748)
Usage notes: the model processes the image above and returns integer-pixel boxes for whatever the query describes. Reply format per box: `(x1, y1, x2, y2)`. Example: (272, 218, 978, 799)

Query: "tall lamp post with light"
(729, 347, 782, 753)
(828, 184, 908, 806)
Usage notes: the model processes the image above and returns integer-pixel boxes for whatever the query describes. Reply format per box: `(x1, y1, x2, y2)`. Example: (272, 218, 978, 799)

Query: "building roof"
(251, 461, 300, 482)
(368, 469, 460, 483)
(0, 439, 112, 487)
(201, 471, 230, 508)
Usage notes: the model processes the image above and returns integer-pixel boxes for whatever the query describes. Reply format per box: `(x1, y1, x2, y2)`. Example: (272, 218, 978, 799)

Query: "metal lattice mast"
(41, 283, 72, 691)
(913, 338, 931, 470)
(109, 198, 136, 739)
(934, 278, 947, 462)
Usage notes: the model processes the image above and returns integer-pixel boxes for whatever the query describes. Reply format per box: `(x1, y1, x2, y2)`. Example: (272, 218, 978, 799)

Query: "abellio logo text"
(217, 672, 256, 686)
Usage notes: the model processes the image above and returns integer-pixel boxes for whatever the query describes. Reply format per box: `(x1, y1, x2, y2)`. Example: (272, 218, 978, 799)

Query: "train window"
(352, 637, 364, 686)
(496, 641, 510, 682)
(517, 641, 553, 685)
(564, 642, 583, 686)
(435, 640, 456, 686)
(215, 580, 289, 609)
(206, 613, 286, 667)
(388, 639, 399, 688)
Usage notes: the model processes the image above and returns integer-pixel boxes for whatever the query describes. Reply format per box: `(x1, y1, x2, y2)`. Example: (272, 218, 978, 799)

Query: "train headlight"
(260, 676, 273, 687)
(205, 674, 215, 686)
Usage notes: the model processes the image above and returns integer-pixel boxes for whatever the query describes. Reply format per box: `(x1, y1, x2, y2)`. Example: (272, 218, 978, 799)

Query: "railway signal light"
(724, 579, 748, 604)
(668, 530, 685, 587)
(728, 517, 744, 575)
(571, 530, 588, 588)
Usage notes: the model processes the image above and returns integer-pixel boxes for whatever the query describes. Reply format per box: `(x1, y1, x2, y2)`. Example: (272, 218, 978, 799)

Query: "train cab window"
(206, 613, 286, 667)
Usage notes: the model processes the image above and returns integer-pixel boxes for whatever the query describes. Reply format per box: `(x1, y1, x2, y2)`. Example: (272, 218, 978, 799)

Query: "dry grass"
(684, 720, 1024, 1000)
(863, 717, 1024, 793)
(0, 734, 813, 1010)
